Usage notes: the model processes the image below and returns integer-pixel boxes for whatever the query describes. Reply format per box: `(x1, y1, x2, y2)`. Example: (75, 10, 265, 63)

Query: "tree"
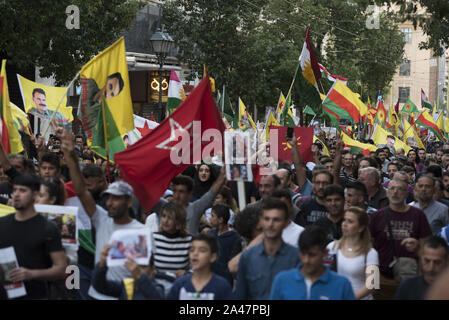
(0, 0, 145, 85)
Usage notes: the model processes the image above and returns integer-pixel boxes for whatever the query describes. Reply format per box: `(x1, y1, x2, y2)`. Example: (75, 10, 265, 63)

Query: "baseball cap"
(103, 181, 134, 197)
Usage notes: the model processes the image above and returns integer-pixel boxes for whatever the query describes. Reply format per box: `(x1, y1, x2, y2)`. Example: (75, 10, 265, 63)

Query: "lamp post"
(150, 28, 174, 121)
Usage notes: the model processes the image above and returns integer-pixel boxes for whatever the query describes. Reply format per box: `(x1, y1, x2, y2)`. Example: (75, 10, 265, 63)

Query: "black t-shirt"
(230, 181, 258, 205)
(315, 216, 343, 243)
(393, 275, 429, 300)
(0, 214, 63, 299)
(295, 197, 329, 226)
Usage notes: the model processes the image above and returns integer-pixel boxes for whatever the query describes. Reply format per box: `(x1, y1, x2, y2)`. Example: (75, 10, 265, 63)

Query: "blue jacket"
(269, 264, 355, 300)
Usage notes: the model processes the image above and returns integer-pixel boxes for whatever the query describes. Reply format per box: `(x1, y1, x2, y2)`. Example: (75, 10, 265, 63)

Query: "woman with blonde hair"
(152, 202, 192, 279)
(326, 206, 379, 300)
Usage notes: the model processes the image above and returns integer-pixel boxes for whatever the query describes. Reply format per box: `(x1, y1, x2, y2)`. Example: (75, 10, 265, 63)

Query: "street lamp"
(150, 28, 174, 122)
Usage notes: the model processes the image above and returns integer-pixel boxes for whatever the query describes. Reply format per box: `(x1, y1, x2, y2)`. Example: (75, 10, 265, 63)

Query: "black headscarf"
(192, 163, 218, 199)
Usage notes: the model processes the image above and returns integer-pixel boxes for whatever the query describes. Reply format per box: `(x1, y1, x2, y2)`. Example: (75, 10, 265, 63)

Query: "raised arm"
(288, 132, 307, 189)
(57, 127, 96, 217)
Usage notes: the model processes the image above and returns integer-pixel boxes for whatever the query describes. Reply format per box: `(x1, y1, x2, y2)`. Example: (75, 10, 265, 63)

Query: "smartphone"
(286, 127, 294, 140)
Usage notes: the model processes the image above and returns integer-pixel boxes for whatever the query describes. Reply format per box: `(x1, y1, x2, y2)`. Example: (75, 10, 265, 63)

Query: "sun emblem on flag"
(282, 136, 302, 151)
(405, 104, 411, 111)
(378, 110, 385, 121)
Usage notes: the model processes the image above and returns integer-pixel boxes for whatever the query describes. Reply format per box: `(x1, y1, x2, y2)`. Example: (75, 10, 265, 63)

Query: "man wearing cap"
(58, 127, 144, 300)
(0, 174, 68, 299)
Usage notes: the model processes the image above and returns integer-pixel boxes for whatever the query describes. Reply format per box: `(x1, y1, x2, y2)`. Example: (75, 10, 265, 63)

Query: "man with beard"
(344, 181, 377, 214)
(0, 174, 67, 299)
(58, 127, 144, 300)
(394, 236, 448, 299)
(316, 185, 345, 242)
(294, 170, 332, 226)
(410, 175, 449, 235)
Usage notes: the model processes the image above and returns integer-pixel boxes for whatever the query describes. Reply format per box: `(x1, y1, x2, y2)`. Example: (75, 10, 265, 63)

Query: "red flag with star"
(115, 76, 225, 211)
(269, 126, 313, 163)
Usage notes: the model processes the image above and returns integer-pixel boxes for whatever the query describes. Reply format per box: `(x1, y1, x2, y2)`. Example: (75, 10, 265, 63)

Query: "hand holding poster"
(0, 247, 27, 299)
(107, 229, 152, 267)
(34, 204, 78, 246)
(224, 131, 253, 182)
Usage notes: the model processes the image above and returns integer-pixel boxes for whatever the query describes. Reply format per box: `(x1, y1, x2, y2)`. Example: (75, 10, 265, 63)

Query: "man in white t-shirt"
(58, 127, 144, 300)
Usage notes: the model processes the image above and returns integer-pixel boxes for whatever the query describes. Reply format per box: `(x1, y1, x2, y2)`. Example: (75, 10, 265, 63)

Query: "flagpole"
(41, 72, 79, 137)
(101, 98, 111, 184)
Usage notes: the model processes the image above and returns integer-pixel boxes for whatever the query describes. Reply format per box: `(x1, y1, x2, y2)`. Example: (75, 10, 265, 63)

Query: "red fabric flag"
(269, 126, 313, 163)
(150, 112, 155, 122)
(114, 77, 225, 211)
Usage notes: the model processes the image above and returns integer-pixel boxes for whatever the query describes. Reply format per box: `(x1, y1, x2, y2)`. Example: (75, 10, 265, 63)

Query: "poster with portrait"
(34, 204, 78, 247)
(224, 131, 253, 182)
(0, 247, 27, 299)
(17, 74, 74, 133)
(107, 228, 152, 267)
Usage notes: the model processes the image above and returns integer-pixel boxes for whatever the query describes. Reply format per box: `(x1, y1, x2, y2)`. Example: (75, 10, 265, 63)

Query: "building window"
(401, 28, 412, 44)
(399, 60, 410, 76)
(398, 87, 410, 103)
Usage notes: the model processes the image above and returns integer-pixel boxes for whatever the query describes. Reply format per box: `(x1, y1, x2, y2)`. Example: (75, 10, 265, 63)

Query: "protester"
(344, 181, 377, 214)
(203, 185, 239, 229)
(208, 204, 240, 285)
(369, 178, 432, 300)
(235, 198, 299, 299)
(327, 207, 379, 299)
(0, 174, 68, 299)
(92, 245, 164, 300)
(269, 225, 355, 300)
(394, 236, 448, 300)
(167, 233, 234, 300)
(316, 185, 345, 242)
(358, 167, 389, 209)
(58, 127, 145, 300)
(410, 174, 449, 235)
(339, 150, 357, 188)
(191, 163, 218, 202)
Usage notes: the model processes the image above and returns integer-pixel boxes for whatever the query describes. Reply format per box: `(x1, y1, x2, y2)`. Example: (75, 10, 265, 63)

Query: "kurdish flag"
(322, 80, 367, 123)
(299, 27, 322, 91)
(401, 97, 419, 114)
(263, 110, 280, 141)
(166, 70, 186, 115)
(78, 37, 134, 161)
(275, 92, 287, 122)
(318, 63, 348, 85)
(341, 132, 377, 155)
(416, 109, 446, 142)
(375, 91, 387, 125)
(238, 98, 256, 130)
(313, 135, 329, 156)
(0, 60, 23, 154)
(421, 89, 433, 111)
(304, 105, 316, 116)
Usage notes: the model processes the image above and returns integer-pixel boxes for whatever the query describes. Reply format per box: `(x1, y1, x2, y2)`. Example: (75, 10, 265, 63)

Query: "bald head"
(275, 168, 291, 189)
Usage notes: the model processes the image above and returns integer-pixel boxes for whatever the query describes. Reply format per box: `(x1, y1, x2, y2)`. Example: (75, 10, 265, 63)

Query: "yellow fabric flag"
(1, 60, 23, 154)
(238, 98, 257, 130)
(313, 136, 329, 156)
(436, 112, 444, 132)
(263, 111, 280, 140)
(275, 92, 286, 121)
(372, 125, 412, 154)
(203, 65, 215, 92)
(122, 278, 135, 300)
(10, 102, 31, 135)
(320, 93, 326, 102)
(79, 37, 134, 138)
(402, 117, 425, 149)
(341, 132, 377, 154)
(445, 118, 449, 133)
(0, 204, 15, 218)
(17, 74, 74, 125)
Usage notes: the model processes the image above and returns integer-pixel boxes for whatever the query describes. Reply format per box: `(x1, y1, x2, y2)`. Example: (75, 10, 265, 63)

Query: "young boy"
(208, 204, 240, 285)
(167, 233, 234, 300)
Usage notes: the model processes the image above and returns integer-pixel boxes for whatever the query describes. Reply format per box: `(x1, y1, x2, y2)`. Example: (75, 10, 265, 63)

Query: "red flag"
(115, 77, 225, 211)
(394, 98, 399, 115)
(269, 126, 313, 163)
(150, 112, 155, 122)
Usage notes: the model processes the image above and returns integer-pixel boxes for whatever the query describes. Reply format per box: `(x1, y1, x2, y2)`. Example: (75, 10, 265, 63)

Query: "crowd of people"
(1, 126, 449, 300)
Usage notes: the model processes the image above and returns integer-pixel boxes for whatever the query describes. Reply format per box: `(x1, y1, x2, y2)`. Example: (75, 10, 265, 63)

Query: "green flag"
(280, 92, 295, 127)
(400, 97, 419, 114)
(304, 105, 316, 116)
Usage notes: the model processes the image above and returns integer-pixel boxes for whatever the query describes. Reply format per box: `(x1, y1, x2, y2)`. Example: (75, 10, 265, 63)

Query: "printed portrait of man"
(31, 88, 48, 115)
(104, 72, 124, 100)
(29, 88, 71, 130)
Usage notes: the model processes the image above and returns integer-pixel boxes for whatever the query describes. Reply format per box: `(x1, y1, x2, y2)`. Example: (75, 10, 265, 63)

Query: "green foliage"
(0, 0, 145, 85)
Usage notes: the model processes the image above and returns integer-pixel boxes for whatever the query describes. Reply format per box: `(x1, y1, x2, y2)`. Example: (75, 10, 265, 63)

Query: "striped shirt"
(153, 231, 192, 275)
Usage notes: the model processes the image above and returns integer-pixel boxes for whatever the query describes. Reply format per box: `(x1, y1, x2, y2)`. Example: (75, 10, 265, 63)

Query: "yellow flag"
(17, 74, 74, 125)
(10, 102, 31, 135)
(203, 64, 215, 92)
(275, 92, 286, 121)
(80, 37, 134, 138)
(238, 98, 257, 130)
(122, 278, 135, 300)
(263, 111, 280, 140)
(402, 117, 425, 149)
(320, 93, 326, 102)
(436, 112, 444, 131)
(372, 124, 411, 154)
(1, 60, 23, 154)
(0, 204, 15, 218)
(313, 136, 329, 156)
(445, 118, 449, 133)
